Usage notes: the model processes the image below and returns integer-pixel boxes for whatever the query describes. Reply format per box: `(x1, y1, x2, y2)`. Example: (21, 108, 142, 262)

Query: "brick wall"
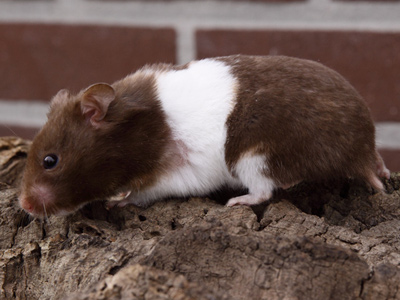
(0, 0, 399, 170)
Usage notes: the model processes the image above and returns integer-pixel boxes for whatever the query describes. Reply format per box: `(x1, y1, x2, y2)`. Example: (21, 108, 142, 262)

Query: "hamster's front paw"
(106, 191, 133, 209)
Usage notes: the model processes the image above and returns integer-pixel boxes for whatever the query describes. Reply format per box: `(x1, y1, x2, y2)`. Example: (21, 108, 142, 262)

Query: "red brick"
(196, 29, 400, 122)
(379, 149, 400, 172)
(218, 0, 305, 1)
(100, 0, 304, 1)
(335, 0, 399, 2)
(0, 23, 176, 101)
(0, 125, 39, 140)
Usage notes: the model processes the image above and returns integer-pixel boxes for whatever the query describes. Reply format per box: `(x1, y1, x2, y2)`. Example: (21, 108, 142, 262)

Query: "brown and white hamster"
(19, 55, 390, 217)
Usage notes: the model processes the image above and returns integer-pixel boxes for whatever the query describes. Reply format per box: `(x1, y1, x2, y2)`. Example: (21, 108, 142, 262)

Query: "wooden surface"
(0, 137, 399, 299)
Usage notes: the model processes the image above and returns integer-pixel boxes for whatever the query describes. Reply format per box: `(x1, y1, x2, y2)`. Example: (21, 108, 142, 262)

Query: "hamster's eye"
(43, 154, 59, 170)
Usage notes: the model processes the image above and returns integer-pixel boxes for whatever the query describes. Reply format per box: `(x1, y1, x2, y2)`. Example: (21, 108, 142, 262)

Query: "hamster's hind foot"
(226, 193, 270, 207)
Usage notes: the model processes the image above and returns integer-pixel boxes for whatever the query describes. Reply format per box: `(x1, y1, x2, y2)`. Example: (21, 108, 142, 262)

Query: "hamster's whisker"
(42, 202, 49, 224)
(18, 210, 32, 227)
(1, 124, 21, 138)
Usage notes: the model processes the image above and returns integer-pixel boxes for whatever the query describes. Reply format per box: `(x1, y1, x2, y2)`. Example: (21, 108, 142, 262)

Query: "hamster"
(19, 55, 390, 217)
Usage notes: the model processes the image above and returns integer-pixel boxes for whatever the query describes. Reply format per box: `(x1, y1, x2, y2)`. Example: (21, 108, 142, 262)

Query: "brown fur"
(20, 71, 172, 215)
(220, 55, 382, 187)
(20, 55, 388, 216)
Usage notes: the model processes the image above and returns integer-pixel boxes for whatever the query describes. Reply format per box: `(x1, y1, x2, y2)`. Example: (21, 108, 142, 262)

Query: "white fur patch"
(226, 153, 276, 206)
(127, 59, 243, 205)
(233, 153, 276, 198)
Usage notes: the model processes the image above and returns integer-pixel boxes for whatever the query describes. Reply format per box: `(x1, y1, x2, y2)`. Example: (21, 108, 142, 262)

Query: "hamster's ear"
(81, 83, 115, 128)
(51, 89, 70, 107)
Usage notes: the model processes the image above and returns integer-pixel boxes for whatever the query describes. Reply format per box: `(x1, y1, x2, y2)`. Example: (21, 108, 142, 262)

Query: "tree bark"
(0, 137, 399, 300)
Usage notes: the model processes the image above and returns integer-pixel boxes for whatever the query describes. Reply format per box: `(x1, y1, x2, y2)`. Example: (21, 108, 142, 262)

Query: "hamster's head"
(19, 83, 131, 217)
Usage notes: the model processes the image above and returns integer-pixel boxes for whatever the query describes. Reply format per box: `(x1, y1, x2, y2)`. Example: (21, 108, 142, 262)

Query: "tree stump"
(0, 136, 399, 299)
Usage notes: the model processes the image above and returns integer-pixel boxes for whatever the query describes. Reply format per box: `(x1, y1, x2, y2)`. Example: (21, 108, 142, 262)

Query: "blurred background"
(0, 0, 399, 170)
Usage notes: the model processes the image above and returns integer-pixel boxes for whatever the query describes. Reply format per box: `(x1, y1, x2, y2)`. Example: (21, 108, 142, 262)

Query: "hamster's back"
(221, 55, 380, 187)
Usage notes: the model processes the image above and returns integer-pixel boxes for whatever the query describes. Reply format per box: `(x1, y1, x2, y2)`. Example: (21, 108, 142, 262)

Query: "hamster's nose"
(19, 196, 34, 213)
